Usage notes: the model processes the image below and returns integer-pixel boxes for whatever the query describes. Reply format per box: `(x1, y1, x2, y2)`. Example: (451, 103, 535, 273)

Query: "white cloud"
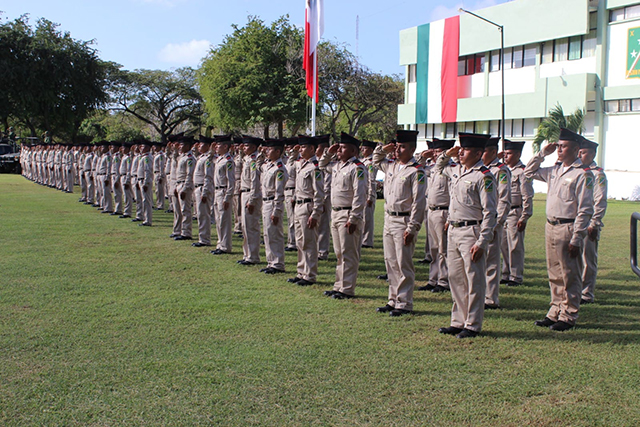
(430, 0, 500, 22)
(158, 40, 212, 66)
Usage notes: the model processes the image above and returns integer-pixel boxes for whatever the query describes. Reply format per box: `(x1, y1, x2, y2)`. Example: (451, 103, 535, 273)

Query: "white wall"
(488, 67, 537, 97)
(603, 113, 640, 199)
(606, 19, 640, 87)
(539, 56, 597, 79)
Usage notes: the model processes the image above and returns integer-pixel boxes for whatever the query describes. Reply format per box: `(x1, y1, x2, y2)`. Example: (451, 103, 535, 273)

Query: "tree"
(0, 15, 111, 141)
(199, 16, 307, 138)
(77, 110, 150, 143)
(110, 67, 203, 142)
(533, 104, 585, 152)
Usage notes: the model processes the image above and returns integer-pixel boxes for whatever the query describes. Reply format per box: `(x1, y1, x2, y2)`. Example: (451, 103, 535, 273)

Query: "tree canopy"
(0, 15, 111, 141)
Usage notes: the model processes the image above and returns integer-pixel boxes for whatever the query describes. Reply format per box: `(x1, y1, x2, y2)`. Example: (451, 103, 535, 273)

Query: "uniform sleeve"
(571, 170, 595, 247)
(203, 158, 215, 200)
(367, 164, 378, 203)
(406, 167, 427, 236)
(318, 151, 336, 169)
(310, 167, 325, 221)
(372, 146, 389, 173)
(520, 171, 534, 221)
(144, 156, 154, 187)
(273, 166, 288, 217)
(224, 160, 235, 203)
(524, 151, 551, 183)
(435, 152, 453, 178)
(591, 171, 608, 229)
(248, 158, 261, 205)
(349, 165, 368, 225)
(476, 173, 498, 251)
(184, 157, 196, 190)
(496, 167, 512, 226)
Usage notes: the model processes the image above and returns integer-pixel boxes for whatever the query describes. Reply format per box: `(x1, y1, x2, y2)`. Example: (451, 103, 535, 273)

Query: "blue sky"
(1, 0, 509, 76)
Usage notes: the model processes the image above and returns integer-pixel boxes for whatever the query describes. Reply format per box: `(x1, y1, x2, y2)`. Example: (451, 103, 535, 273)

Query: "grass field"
(1, 173, 640, 426)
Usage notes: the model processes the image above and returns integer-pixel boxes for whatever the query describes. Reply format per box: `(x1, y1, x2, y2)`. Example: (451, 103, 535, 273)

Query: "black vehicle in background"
(0, 138, 23, 174)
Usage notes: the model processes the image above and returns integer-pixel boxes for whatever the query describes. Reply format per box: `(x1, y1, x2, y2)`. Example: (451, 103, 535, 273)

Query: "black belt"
(387, 211, 410, 217)
(332, 206, 351, 211)
(450, 220, 481, 228)
(296, 198, 313, 204)
(263, 196, 275, 201)
(547, 218, 574, 225)
(215, 186, 227, 190)
(241, 189, 251, 193)
(195, 183, 204, 188)
(285, 187, 295, 190)
(429, 206, 448, 211)
(510, 205, 522, 210)
(176, 180, 185, 184)
(97, 173, 106, 176)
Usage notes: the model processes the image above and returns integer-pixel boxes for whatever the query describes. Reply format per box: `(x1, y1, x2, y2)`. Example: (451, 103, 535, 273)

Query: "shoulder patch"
(585, 175, 594, 190)
(484, 176, 494, 192)
(250, 161, 257, 171)
(276, 170, 285, 181)
(314, 169, 322, 181)
(417, 170, 426, 184)
(187, 159, 193, 166)
(498, 170, 508, 184)
(598, 174, 606, 187)
(226, 161, 233, 170)
(357, 168, 365, 181)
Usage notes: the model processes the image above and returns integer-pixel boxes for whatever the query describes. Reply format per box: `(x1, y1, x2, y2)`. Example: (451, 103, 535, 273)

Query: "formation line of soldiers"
(20, 127, 606, 337)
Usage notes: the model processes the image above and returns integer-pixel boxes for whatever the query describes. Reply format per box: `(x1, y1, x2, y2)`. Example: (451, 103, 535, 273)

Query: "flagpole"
(311, 51, 317, 136)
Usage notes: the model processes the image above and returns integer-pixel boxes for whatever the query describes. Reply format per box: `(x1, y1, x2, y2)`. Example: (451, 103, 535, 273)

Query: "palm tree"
(532, 104, 585, 152)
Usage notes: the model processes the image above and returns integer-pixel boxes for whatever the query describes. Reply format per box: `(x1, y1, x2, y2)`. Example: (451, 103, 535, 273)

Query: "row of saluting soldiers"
(20, 127, 607, 338)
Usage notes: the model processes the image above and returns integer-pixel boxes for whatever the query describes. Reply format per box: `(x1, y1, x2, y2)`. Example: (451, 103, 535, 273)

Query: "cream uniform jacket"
(525, 152, 594, 247)
(261, 159, 288, 219)
(240, 152, 262, 205)
(194, 154, 215, 201)
(586, 161, 607, 231)
(435, 154, 498, 251)
(214, 153, 235, 203)
(294, 156, 325, 221)
(318, 153, 368, 226)
(508, 161, 534, 221)
(488, 158, 512, 226)
(175, 152, 196, 192)
(372, 146, 426, 236)
(137, 152, 154, 187)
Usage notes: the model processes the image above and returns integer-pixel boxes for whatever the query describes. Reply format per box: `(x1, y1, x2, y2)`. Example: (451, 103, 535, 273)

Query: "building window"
(512, 119, 524, 138)
(610, 5, 640, 22)
(503, 48, 513, 70)
(633, 99, 640, 112)
(490, 51, 500, 71)
(606, 99, 640, 113)
(445, 122, 457, 138)
(606, 100, 619, 113)
(587, 100, 596, 112)
(568, 36, 582, 60)
(475, 121, 489, 134)
(458, 54, 485, 76)
(541, 42, 553, 64)
(620, 99, 631, 112)
(582, 31, 597, 58)
(513, 46, 524, 68)
(554, 38, 569, 62)
(523, 44, 536, 67)
(408, 64, 416, 83)
(589, 11, 598, 30)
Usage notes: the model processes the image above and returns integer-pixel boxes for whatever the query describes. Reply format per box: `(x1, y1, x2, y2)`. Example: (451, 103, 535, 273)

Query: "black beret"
(339, 132, 361, 147)
(503, 139, 526, 151)
(458, 132, 491, 149)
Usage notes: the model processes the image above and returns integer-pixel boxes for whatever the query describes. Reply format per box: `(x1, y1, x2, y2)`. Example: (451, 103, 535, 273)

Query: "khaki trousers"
(545, 222, 582, 325)
(448, 225, 486, 333)
(485, 227, 503, 306)
(263, 200, 285, 270)
(383, 215, 417, 311)
(423, 215, 430, 259)
(285, 190, 296, 248)
(100, 175, 113, 212)
(362, 201, 376, 247)
(95, 173, 103, 206)
(241, 192, 261, 263)
(172, 193, 182, 235)
(501, 208, 526, 284)
(113, 176, 123, 214)
(295, 202, 318, 282)
(155, 175, 165, 209)
(134, 180, 143, 220)
(140, 182, 153, 225)
(121, 176, 133, 216)
(177, 188, 193, 238)
(581, 232, 600, 302)
(318, 198, 331, 259)
(331, 210, 363, 296)
(233, 193, 242, 233)
(214, 190, 233, 252)
(80, 172, 87, 201)
(427, 209, 449, 288)
(195, 186, 212, 245)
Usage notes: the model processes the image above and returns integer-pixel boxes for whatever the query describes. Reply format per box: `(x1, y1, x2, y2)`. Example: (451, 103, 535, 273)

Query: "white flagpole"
(311, 51, 317, 136)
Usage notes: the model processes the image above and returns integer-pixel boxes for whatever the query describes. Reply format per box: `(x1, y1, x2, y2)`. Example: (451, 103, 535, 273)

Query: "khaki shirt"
(261, 158, 288, 218)
(120, 154, 131, 181)
(319, 153, 368, 225)
(525, 152, 594, 247)
(130, 154, 139, 182)
(373, 146, 426, 236)
(214, 153, 235, 204)
(240, 152, 262, 205)
(137, 152, 153, 187)
(83, 153, 93, 174)
(284, 151, 296, 191)
(194, 154, 215, 200)
(488, 158, 512, 226)
(153, 152, 165, 176)
(110, 153, 121, 180)
(169, 152, 179, 192)
(585, 161, 607, 230)
(97, 153, 111, 175)
(508, 161, 534, 222)
(363, 155, 378, 203)
(91, 153, 100, 174)
(426, 158, 451, 208)
(175, 152, 196, 192)
(436, 153, 498, 251)
(295, 155, 325, 221)
(234, 152, 243, 193)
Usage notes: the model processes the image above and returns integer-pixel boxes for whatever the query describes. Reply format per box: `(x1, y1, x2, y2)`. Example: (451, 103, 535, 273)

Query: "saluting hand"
(446, 146, 461, 157)
(328, 144, 339, 155)
(382, 143, 395, 153)
(542, 143, 557, 156)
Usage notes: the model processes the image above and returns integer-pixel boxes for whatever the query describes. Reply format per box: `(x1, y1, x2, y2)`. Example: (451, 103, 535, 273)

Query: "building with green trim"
(398, 0, 640, 199)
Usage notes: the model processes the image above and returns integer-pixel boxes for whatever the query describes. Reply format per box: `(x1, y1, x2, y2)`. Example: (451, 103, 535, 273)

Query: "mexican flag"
(304, 0, 324, 100)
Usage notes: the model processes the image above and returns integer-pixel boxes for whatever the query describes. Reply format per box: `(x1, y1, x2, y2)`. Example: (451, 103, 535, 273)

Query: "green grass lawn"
(1, 174, 640, 426)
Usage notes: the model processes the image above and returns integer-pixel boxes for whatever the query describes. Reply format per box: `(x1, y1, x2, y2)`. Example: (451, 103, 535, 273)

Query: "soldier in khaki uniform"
(238, 136, 263, 265)
(83, 146, 95, 205)
(233, 139, 244, 236)
(119, 143, 133, 218)
(211, 135, 236, 255)
(110, 142, 123, 216)
(153, 144, 166, 210)
(436, 133, 498, 338)
(287, 136, 325, 286)
(373, 130, 426, 316)
(97, 142, 113, 213)
(173, 136, 196, 240)
(417, 138, 455, 293)
(130, 144, 144, 222)
(284, 138, 299, 252)
(578, 136, 607, 304)
(137, 141, 154, 226)
(315, 135, 332, 261)
(482, 137, 511, 309)
(259, 139, 289, 274)
(360, 139, 378, 249)
(500, 140, 534, 287)
(319, 132, 368, 299)
(525, 128, 594, 331)
(192, 136, 215, 247)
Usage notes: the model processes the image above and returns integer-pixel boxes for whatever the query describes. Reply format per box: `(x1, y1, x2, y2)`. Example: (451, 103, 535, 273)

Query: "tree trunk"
(263, 124, 270, 140)
(277, 121, 283, 139)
